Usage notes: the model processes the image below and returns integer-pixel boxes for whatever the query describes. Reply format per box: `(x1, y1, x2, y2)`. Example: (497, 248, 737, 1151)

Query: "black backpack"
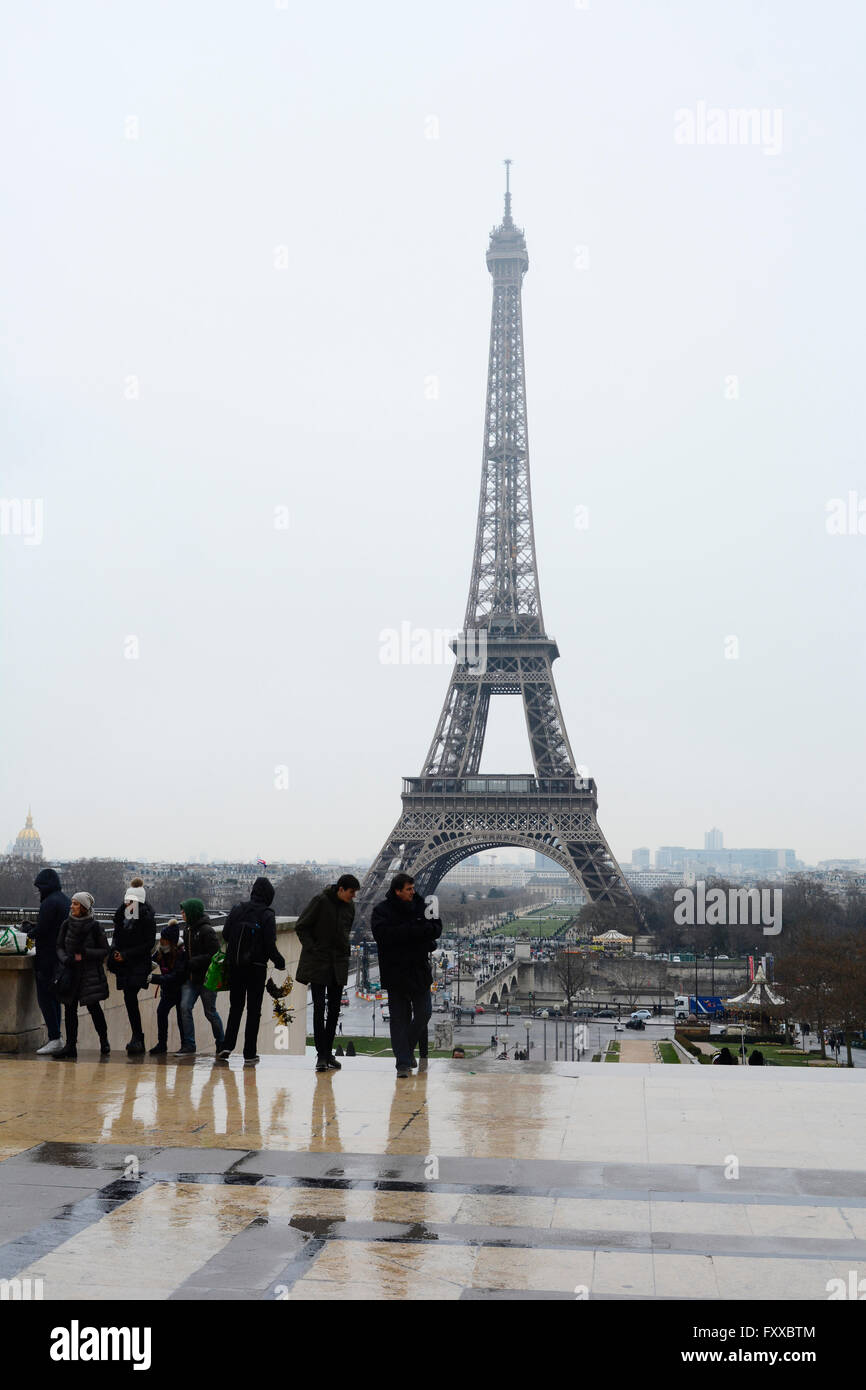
(232, 904, 265, 967)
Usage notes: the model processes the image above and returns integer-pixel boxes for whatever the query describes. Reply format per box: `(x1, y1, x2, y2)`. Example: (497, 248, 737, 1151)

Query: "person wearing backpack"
(295, 874, 360, 1072)
(177, 898, 225, 1055)
(109, 878, 157, 1055)
(218, 877, 285, 1064)
(52, 892, 110, 1060)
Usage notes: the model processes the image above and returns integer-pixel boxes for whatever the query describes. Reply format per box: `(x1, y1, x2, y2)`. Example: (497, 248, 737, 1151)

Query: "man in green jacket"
(295, 874, 360, 1071)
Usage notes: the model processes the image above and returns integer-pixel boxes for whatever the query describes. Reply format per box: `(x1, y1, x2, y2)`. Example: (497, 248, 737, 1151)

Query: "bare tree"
(554, 948, 591, 1016)
(616, 956, 653, 1010)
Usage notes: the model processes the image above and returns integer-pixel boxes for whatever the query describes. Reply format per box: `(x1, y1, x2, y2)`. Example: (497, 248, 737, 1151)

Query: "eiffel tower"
(359, 166, 637, 929)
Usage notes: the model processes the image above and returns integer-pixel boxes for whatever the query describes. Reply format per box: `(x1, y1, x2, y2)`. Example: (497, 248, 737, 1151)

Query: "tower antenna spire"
(503, 157, 513, 225)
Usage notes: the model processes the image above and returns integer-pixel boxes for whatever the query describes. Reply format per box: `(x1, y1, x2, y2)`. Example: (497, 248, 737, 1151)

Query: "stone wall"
(0, 919, 305, 1056)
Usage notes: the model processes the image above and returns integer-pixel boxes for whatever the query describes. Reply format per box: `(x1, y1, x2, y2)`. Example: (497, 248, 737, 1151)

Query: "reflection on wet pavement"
(1, 1054, 865, 1299)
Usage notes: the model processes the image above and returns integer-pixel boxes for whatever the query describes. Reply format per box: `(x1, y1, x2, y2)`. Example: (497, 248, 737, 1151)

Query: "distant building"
(631, 847, 651, 869)
(12, 808, 43, 861)
(704, 828, 724, 851)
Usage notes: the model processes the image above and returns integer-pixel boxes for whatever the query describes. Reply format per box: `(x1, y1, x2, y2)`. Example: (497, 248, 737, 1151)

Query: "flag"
(257, 858, 267, 868)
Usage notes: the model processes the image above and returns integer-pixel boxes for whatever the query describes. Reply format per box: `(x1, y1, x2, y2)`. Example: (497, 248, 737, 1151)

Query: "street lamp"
(524, 1020, 531, 1059)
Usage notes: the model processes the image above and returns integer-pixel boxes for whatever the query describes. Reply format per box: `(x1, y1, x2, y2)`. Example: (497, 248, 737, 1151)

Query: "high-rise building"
(704, 828, 724, 851)
(632, 847, 651, 869)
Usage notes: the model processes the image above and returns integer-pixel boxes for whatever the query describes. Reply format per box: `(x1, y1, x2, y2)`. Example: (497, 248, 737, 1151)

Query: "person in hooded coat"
(294, 874, 359, 1072)
(148, 920, 188, 1055)
(53, 892, 110, 1060)
(109, 878, 157, 1055)
(371, 872, 442, 1078)
(218, 877, 286, 1064)
(32, 867, 71, 1054)
(177, 898, 225, 1054)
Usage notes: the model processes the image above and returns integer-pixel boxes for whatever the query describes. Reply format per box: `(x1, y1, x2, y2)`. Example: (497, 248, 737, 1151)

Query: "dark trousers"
(156, 992, 183, 1047)
(223, 964, 267, 1058)
(122, 986, 143, 1041)
(64, 1000, 107, 1048)
(386, 987, 432, 1068)
(36, 974, 62, 1041)
(311, 980, 341, 1060)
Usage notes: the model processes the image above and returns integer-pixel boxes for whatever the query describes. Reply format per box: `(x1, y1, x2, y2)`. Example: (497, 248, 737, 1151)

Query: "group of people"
(32, 870, 285, 1062)
(31, 867, 443, 1077)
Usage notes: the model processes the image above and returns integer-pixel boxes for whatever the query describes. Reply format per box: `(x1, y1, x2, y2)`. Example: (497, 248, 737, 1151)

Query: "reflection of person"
(371, 874, 442, 1079)
(295, 875, 359, 1073)
(53, 892, 110, 1060)
(110, 878, 157, 1055)
(33, 868, 70, 1054)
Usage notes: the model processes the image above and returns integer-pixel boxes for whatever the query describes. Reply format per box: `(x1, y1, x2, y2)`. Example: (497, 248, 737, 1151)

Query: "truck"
(674, 994, 725, 1021)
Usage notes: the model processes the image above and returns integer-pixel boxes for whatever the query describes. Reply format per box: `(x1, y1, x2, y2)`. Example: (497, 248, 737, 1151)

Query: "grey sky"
(2, 0, 863, 866)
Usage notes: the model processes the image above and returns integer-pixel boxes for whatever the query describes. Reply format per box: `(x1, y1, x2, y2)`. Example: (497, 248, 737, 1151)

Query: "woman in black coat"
(110, 878, 156, 1055)
(53, 892, 110, 1060)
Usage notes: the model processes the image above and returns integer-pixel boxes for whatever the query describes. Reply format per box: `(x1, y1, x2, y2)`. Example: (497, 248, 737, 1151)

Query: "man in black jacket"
(218, 877, 286, 1064)
(371, 873, 443, 1078)
(33, 868, 70, 1054)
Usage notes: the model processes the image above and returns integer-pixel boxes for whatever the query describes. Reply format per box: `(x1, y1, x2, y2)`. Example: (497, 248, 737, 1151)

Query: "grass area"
(491, 917, 568, 938)
(702, 1041, 841, 1068)
(591, 1053, 602, 1063)
(306, 1035, 487, 1060)
(605, 1040, 620, 1062)
(658, 1041, 680, 1064)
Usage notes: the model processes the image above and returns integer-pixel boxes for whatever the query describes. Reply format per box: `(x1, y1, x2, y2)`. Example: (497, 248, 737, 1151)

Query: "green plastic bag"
(204, 948, 228, 992)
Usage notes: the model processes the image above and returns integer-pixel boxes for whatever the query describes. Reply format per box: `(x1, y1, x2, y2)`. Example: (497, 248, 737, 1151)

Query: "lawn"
(702, 1041, 841, 1068)
(605, 1040, 620, 1062)
(491, 917, 567, 938)
(306, 1035, 487, 1060)
(658, 1042, 680, 1064)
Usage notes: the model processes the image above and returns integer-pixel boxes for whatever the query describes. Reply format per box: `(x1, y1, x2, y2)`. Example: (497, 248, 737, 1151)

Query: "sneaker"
(326, 1055, 342, 1070)
(174, 1045, 196, 1055)
(243, 1055, 260, 1066)
(216, 1048, 232, 1060)
(396, 1066, 410, 1078)
(315, 1059, 329, 1072)
(417, 1057, 429, 1071)
(148, 1043, 167, 1055)
(51, 1046, 77, 1060)
(407, 1057, 418, 1068)
(37, 1038, 64, 1055)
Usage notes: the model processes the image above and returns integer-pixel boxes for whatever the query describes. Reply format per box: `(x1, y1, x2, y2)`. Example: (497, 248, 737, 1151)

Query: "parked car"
(340, 994, 350, 1008)
(475, 1005, 485, 1014)
(631, 1009, 652, 1020)
(595, 1010, 616, 1019)
(625, 1018, 645, 1030)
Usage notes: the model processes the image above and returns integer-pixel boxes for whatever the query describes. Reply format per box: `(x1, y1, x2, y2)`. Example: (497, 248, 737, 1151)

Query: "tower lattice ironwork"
(359, 168, 637, 929)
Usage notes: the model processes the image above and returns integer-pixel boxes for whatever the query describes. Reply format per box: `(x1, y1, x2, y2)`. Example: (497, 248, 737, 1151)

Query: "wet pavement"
(1, 1052, 864, 1299)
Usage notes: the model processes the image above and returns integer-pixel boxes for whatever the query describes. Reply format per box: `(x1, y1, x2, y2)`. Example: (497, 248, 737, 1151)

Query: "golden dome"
(14, 808, 43, 857)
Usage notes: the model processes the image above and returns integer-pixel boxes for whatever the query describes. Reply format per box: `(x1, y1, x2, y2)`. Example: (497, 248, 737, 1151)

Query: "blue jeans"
(36, 973, 62, 1041)
(386, 987, 432, 1068)
(180, 981, 224, 1049)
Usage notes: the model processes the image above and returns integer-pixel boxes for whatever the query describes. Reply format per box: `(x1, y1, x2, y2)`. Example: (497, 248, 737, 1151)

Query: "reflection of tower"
(358, 167, 637, 932)
(13, 807, 43, 861)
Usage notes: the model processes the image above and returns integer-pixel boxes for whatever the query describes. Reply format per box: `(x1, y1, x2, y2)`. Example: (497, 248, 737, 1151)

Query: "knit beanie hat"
(124, 885, 146, 904)
(179, 898, 205, 924)
(160, 922, 180, 944)
(72, 891, 95, 914)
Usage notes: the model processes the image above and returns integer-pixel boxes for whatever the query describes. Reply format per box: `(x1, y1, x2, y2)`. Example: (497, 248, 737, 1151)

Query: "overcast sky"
(2, 0, 864, 868)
